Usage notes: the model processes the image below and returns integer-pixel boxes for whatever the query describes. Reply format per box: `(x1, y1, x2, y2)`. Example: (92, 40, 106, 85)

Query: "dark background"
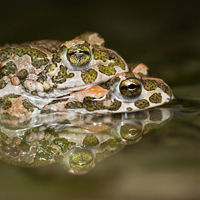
(1, 0, 200, 88)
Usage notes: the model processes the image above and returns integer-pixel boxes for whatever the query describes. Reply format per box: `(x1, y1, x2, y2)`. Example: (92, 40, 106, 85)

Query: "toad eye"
(119, 78, 142, 98)
(67, 44, 91, 66)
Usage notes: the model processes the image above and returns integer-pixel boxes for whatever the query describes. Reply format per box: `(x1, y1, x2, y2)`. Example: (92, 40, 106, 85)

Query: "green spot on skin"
(1, 113, 16, 120)
(32, 127, 39, 132)
(0, 46, 49, 68)
(17, 69, 28, 80)
(49, 63, 57, 71)
(93, 48, 110, 62)
(0, 48, 13, 62)
(135, 99, 150, 109)
(100, 138, 117, 148)
(93, 48, 125, 70)
(68, 73, 74, 78)
(1, 94, 20, 101)
(149, 93, 162, 103)
(109, 53, 126, 70)
(37, 72, 47, 83)
(52, 53, 61, 63)
(125, 72, 135, 78)
(46, 147, 59, 155)
(99, 81, 110, 90)
(52, 65, 74, 84)
(83, 96, 104, 111)
(59, 65, 67, 76)
(2, 99, 12, 110)
(66, 93, 121, 112)
(65, 101, 83, 109)
(1, 61, 17, 76)
(0, 132, 8, 141)
(105, 99, 121, 111)
(81, 69, 97, 84)
(98, 64, 116, 76)
(142, 80, 158, 91)
(83, 135, 99, 147)
(53, 138, 75, 153)
(31, 91, 38, 95)
(22, 99, 34, 112)
(47, 97, 68, 106)
(126, 107, 133, 111)
(45, 127, 56, 136)
(0, 80, 6, 89)
(59, 119, 71, 124)
(0, 94, 20, 110)
(34, 152, 52, 166)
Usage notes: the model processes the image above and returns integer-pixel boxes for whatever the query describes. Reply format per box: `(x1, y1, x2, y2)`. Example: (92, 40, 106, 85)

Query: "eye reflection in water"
(119, 122, 143, 142)
(0, 107, 172, 175)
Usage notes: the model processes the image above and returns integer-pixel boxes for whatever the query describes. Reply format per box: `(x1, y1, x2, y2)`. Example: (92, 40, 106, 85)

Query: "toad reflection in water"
(0, 108, 172, 175)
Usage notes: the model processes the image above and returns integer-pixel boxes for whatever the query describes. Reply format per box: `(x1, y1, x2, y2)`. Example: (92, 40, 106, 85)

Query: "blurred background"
(0, 0, 200, 199)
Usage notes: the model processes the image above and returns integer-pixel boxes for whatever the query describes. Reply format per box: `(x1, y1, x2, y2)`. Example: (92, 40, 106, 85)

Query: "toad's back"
(0, 32, 128, 101)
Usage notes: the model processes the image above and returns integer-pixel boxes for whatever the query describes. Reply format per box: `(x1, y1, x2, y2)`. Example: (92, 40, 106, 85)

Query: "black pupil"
(68, 50, 90, 56)
(128, 84, 136, 90)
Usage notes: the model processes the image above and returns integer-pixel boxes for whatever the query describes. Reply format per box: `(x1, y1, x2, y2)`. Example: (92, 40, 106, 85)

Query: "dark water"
(0, 1, 200, 200)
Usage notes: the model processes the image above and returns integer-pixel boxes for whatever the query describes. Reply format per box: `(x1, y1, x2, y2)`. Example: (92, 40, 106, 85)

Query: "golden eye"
(67, 44, 91, 66)
(119, 78, 141, 98)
